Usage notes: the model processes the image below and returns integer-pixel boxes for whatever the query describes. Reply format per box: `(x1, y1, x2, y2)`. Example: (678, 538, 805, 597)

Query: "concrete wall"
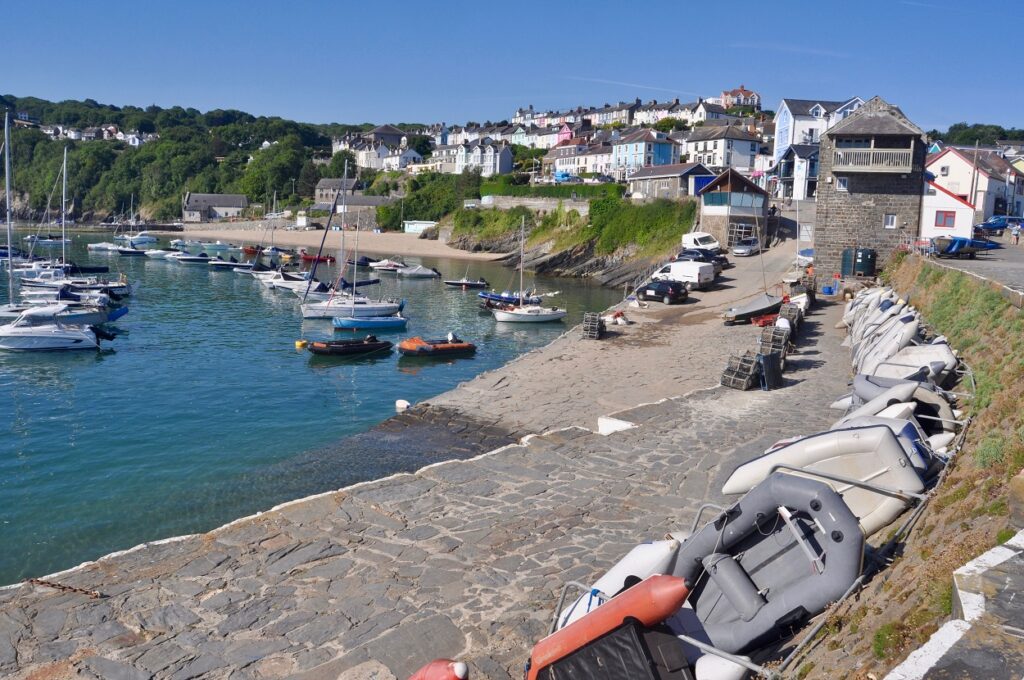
(481, 195, 591, 216)
(815, 135, 926, 280)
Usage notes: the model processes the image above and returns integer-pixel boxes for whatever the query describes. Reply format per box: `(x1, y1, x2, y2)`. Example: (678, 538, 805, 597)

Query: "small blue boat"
(933, 236, 1001, 258)
(478, 290, 542, 305)
(338, 277, 381, 290)
(332, 314, 408, 331)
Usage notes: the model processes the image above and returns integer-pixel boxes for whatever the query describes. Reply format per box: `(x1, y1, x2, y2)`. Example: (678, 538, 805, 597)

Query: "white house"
(382, 147, 423, 171)
(454, 139, 513, 177)
(677, 100, 737, 127)
(772, 97, 864, 165)
(720, 85, 761, 110)
(920, 181, 974, 239)
(684, 126, 761, 172)
(774, 144, 819, 200)
(547, 139, 589, 175)
(580, 144, 613, 175)
(926, 147, 1024, 221)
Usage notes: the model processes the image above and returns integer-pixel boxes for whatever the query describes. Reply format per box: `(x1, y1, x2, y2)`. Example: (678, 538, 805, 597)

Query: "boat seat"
(702, 553, 764, 622)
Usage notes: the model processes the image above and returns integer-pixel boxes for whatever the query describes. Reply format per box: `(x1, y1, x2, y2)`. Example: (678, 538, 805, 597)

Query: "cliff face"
(448, 230, 663, 289)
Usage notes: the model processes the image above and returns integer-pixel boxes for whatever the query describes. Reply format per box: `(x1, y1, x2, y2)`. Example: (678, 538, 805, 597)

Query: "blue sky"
(5, 0, 1021, 131)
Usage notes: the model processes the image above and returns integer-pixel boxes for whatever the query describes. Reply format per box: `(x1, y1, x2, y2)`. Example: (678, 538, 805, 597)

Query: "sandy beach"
(152, 224, 507, 261)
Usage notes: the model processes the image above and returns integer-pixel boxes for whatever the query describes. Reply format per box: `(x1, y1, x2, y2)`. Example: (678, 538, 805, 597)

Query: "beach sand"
(152, 225, 506, 261)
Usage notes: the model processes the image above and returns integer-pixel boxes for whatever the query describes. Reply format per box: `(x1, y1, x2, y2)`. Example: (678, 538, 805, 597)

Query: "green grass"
(997, 527, 1017, 544)
(872, 623, 899, 659)
(480, 176, 622, 199)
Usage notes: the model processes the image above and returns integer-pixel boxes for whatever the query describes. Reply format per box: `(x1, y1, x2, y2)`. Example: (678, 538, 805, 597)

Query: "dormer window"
(810, 105, 824, 118)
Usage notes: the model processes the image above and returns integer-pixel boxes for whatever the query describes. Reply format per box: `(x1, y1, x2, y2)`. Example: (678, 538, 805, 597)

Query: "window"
(837, 177, 849, 192)
(935, 211, 956, 228)
(884, 213, 897, 229)
(940, 166, 949, 176)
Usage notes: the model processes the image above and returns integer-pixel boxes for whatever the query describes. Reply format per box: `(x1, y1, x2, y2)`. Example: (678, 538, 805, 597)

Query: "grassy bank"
(480, 174, 622, 199)
(449, 197, 696, 261)
(799, 254, 1023, 678)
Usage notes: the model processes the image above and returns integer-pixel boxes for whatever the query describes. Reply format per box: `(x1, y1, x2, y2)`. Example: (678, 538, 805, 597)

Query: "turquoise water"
(0, 232, 619, 585)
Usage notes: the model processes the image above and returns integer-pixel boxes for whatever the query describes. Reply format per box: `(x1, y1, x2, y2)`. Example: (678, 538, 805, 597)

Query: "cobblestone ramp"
(0, 307, 850, 680)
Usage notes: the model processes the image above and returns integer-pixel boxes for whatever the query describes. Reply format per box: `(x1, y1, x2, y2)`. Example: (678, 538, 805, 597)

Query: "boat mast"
(351, 211, 358, 314)
(61, 146, 67, 263)
(4, 112, 13, 304)
(301, 160, 346, 303)
(519, 215, 525, 304)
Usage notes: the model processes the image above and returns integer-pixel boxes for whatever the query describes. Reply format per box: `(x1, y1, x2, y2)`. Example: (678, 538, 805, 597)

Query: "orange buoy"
(408, 659, 468, 680)
(526, 574, 689, 680)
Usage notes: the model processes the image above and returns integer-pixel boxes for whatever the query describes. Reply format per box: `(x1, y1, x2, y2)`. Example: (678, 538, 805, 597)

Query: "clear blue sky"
(5, 0, 1020, 132)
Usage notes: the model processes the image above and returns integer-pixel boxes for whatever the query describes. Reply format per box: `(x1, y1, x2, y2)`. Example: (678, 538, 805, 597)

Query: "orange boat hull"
(526, 574, 689, 680)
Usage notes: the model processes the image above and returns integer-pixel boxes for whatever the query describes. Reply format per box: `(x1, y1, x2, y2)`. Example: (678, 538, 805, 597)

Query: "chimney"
(635, 97, 641, 105)
(674, 98, 680, 105)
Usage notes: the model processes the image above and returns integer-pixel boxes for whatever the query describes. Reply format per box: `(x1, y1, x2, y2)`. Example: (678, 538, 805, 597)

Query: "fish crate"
(581, 312, 605, 340)
(721, 367, 758, 390)
(726, 350, 758, 374)
(755, 326, 790, 356)
(778, 303, 802, 328)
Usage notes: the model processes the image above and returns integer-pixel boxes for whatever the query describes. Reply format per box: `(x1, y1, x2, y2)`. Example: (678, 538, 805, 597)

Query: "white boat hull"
(492, 306, 567, 323)
(301, 300, 401, 319)
(0, 325, 100, 351)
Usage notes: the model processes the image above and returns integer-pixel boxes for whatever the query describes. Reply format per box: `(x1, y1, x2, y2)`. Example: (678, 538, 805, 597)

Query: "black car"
(637, 279, 688, 304)
(675, 249, 727, 275)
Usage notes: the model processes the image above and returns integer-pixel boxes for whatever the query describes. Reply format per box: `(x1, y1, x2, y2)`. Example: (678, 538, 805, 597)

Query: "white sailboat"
(491, 217, 567, 323)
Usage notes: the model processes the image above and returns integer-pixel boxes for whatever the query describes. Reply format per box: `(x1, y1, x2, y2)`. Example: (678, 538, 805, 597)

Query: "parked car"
(731, 236, 762, 257)
(651, 260, 715, 291)
(974, 216, 1023, 237)
(636, 279, 688, 304)
(681, 231, 722, 253)
(675, 249, 727, 275)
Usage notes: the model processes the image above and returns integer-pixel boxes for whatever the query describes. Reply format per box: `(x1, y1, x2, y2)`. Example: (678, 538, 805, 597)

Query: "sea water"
(0, 233, 619, 584)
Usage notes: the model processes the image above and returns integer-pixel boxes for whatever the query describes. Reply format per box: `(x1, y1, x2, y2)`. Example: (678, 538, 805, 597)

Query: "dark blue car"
(974, 216, 1023, 237)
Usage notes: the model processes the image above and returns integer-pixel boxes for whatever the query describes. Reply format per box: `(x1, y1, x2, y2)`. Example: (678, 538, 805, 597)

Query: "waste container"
(840, 248, 856, 277)
(757, 352, 784, 390)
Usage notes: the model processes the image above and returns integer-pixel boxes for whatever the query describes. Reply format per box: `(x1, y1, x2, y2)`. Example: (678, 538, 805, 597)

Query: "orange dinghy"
(526, 574, 690, 680)
(397, 335, 476, 357)
(408, 659, 468, 680)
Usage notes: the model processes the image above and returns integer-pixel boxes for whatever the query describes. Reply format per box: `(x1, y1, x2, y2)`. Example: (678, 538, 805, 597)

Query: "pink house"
(557, 123, 573, 145)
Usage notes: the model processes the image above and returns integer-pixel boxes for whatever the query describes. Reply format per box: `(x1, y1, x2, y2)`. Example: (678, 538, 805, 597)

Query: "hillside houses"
(926, 147, 1024, 221)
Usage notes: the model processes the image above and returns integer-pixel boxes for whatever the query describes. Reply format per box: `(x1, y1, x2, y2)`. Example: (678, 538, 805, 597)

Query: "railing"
(832, 148, 913, 172)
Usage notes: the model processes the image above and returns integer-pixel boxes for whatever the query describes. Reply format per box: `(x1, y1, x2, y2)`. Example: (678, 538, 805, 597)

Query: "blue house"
(611, 129, 680, 180)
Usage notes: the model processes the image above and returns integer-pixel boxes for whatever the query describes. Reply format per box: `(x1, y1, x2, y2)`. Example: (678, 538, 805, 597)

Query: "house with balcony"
(926, 147, 1024, 221)
(697, 168, 769, 246)
(683, 126, 761, 172)
(627, 163, 715, 200)
(610, 129, 680, 180)
(772, 97, 864, 166)
(775, 144, 819, 200)
(814, 96, 927, 279)
(720, 85, 761, 111)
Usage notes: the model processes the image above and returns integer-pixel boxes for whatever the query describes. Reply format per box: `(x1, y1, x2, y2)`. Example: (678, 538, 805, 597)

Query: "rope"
(24, 577, 104, 599)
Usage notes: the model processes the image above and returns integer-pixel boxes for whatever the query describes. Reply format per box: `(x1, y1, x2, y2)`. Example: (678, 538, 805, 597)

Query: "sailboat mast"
(351, 211, 358, 314)
(519, 215, 525, 303)
(61, 146, 68, 263)
(4, 112, 14, 303)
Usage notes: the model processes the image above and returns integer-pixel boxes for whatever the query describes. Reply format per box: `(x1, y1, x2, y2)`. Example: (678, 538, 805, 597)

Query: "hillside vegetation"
(0, 94, 420, 220)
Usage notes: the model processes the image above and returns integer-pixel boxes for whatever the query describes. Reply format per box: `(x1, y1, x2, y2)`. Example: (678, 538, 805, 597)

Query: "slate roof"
(614, 129, 669, 145)
(699, 168, 769, 195)
(316, 178, 358, 192)
(183, 193, 248, 211)
(826, 96, 925, 138)
(781, 98, 854, 117)
(788, 144, 819, 159)
(627, 162, 714, 180)
(685, 126, 760, 143)
(370, 124, 406, 136)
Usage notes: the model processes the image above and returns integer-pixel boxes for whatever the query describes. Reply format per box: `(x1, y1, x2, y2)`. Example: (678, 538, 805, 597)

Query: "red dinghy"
(300, 248, 336, 263)
(242, 245, 263, 256)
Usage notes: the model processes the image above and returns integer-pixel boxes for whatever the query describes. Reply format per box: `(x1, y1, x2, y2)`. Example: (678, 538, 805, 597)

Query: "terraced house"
(611, 129, 679, 180)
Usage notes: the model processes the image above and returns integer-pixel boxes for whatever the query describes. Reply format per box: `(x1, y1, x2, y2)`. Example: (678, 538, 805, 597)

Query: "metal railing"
(832, 149, 913, 172)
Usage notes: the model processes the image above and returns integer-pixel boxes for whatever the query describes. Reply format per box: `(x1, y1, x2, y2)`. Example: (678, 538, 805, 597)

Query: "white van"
(681, 231, 721, 253)
(651, 260, 715, 291)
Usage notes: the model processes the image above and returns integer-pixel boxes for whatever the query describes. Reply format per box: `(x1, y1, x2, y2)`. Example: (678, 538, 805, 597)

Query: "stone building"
(181, 192, 249, 222)
(814, 96, 927, 280)
(697, 168, 769, 247)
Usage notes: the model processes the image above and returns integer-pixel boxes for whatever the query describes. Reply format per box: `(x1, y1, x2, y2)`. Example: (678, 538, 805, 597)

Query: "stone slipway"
(0, 297, 852, 680)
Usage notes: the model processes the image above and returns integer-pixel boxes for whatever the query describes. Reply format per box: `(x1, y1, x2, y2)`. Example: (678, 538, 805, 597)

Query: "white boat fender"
(829, 395, 855, 410)
(396, 399, 411, 413)
(928, 432, 956, 451)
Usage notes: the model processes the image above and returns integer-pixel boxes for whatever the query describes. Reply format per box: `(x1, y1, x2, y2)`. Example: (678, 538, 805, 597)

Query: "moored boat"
(491, 304, 567, 323)
(300, 248, 335, 263)
(332, 314, 408, 331)
(444, 277, 489, 289)
(397, 334, 476, 357)
(305, 336, 393, 357)
(117, 246, 147, 256)
(396, 264, 441, 279)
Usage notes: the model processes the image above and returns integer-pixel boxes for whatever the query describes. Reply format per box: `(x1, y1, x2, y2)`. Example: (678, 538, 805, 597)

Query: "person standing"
(1012, 223, 1020, 245)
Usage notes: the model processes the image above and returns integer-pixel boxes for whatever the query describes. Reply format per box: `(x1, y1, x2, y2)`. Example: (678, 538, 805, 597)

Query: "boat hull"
(301, 301, 403, 319)
(306, 340, 392, 356)
(0, 327, 100, 351)
(492, 306, 567, 323)
(332, 316, 408, 331)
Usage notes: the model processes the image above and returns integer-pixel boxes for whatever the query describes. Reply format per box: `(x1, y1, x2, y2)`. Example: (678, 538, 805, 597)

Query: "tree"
(324, 150, 357, 178)
(296, 160, 320, 198)
(654, 117, 688, 133)
(405, 134, 433, 158)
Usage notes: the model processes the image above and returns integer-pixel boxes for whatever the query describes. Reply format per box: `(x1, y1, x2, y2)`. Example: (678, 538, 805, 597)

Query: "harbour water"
(0, 232, 619, 585)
